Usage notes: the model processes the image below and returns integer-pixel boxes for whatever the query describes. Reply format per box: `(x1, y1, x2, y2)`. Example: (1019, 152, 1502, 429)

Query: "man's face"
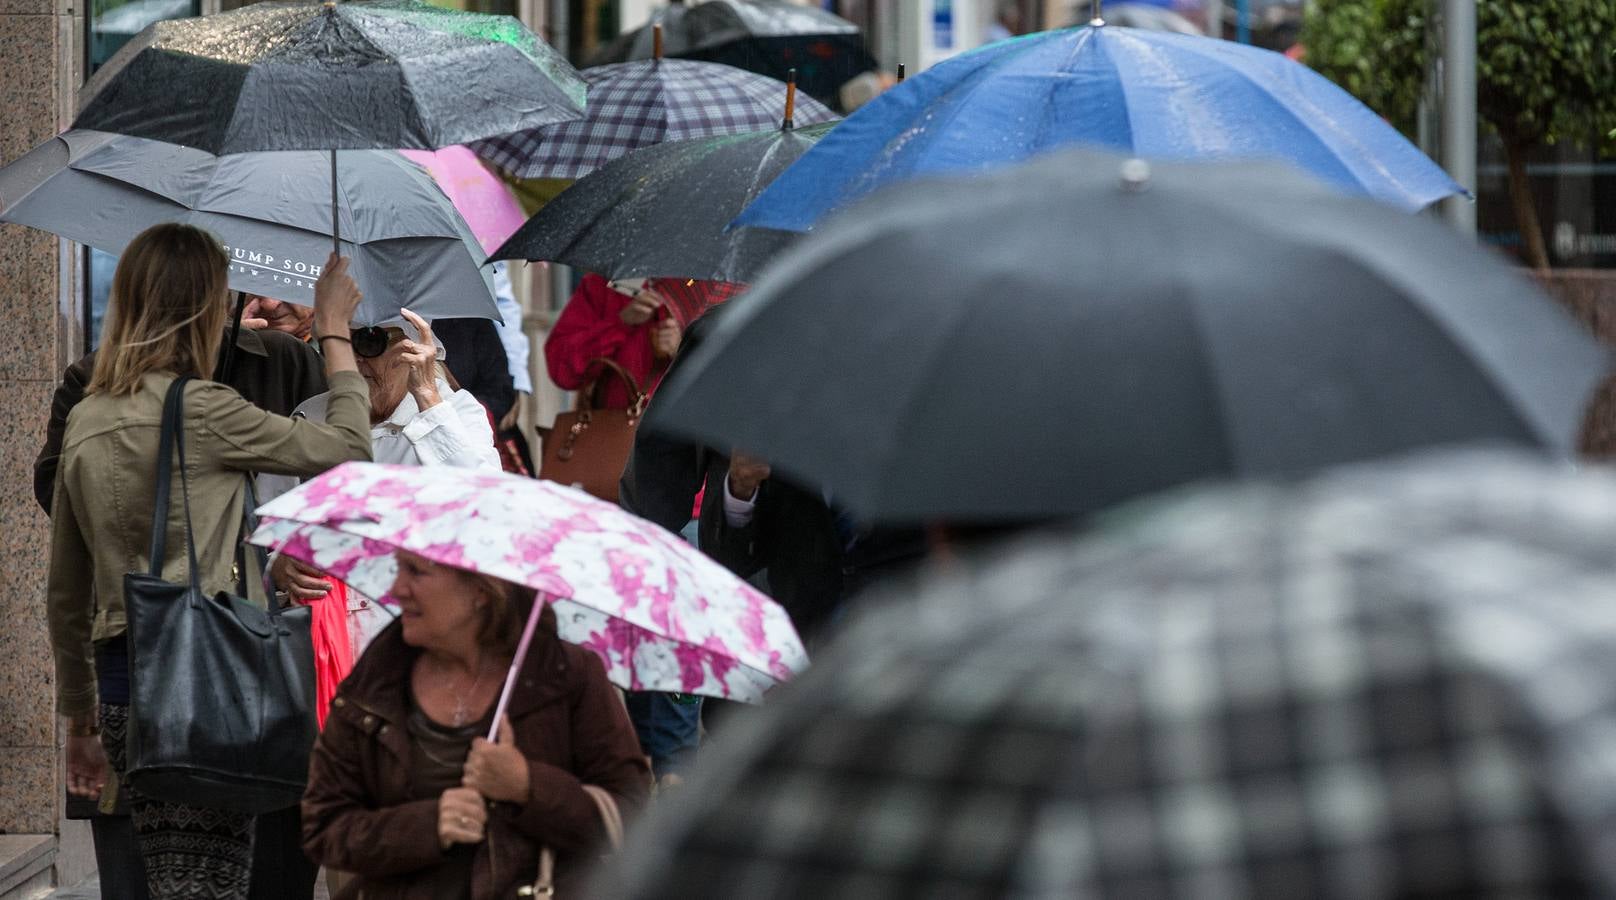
(354, 327, 411, 422)
(243, 296, 314, 339)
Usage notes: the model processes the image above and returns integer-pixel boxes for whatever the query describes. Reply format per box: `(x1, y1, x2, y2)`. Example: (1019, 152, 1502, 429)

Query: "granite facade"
(0, 0, 81, 883)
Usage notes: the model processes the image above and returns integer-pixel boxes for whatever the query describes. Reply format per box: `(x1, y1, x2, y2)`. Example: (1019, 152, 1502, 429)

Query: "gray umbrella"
(596, 449, 1616, 897)
(0, 130, 497, 326)
(648, 150, 1608, 522)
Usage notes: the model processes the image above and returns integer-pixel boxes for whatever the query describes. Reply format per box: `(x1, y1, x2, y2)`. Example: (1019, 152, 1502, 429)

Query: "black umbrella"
(75, 0, 585, 253)
(489, 106, 837, 282)
(76, 0, 585, 153)
(648, 149, 1608, 522)
(595, 449, 1616, 897)
(590, 0, 877, 108)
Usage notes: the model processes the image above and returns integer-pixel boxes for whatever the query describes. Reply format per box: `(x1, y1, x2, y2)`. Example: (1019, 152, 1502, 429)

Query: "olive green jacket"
(47, 370, 373, 716)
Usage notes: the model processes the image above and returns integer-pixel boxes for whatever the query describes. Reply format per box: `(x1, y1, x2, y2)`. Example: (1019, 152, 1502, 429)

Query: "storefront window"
(426, 0, 518, 14)
(83, 0, 200, 349)
(1477, 134, 1616, 270)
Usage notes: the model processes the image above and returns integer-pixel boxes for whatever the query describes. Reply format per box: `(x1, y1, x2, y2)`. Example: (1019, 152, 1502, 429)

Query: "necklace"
(447, 657, 490, 727)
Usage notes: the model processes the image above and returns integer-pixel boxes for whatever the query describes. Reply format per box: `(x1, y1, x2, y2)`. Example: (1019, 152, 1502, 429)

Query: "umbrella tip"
(897, 62, 906, 81)
(1090, 0, 1103, 25)
(653, 23, 664, 60)
(1119, 158, 1151, 192)
(782, 68, 797, 130)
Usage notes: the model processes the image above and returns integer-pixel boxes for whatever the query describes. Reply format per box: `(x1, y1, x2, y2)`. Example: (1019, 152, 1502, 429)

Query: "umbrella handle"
(488, 591, 547, 741)
(330, 149, 341, 257)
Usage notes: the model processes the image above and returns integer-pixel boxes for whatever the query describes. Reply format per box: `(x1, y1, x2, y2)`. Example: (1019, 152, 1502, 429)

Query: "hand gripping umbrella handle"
(488, 591, 547, 741)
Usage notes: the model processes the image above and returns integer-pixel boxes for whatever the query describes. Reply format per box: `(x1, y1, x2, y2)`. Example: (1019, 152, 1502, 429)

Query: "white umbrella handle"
(488, 592, 547, 741)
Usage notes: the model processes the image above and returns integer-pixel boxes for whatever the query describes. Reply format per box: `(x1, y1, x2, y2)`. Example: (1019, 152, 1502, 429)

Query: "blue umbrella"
(733, 22, 1464, 232)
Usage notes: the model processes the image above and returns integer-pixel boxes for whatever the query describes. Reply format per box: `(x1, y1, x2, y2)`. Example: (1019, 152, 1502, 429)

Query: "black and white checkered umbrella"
(597, 450, 1616, 897)
(472, 58, 834, 180)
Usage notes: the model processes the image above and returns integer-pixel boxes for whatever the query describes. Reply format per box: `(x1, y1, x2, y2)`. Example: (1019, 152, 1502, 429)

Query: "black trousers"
(249, 806, 319, 900)
(89, 815, 149, 900)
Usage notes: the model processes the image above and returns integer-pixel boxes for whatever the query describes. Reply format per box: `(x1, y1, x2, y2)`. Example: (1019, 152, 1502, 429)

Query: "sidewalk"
(49, 875, 332, 898)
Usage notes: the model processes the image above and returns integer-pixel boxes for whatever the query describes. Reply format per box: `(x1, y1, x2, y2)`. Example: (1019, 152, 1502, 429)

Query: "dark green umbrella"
(648, 149, 1608, 522)
(489, 113, 836, 283)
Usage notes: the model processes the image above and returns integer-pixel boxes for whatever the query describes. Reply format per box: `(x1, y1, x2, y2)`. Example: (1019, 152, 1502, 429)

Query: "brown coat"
(302, 609, 652, 900)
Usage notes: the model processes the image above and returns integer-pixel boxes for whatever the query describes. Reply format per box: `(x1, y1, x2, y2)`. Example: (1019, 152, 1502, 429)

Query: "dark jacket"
(435, 317, 517, 426)
(302, 609, 652, 900)
(34, 326, 327, 512)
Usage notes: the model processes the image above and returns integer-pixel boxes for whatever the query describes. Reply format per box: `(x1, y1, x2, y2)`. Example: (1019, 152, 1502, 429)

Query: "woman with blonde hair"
(47, 222, 374, 898)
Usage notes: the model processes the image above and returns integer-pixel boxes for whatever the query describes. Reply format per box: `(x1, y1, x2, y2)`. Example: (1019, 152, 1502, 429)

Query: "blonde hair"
(88, 224, 230, 397)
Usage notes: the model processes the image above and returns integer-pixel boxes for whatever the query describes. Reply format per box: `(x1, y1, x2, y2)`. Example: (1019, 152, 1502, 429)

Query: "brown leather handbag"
(539, 358, 647, 502)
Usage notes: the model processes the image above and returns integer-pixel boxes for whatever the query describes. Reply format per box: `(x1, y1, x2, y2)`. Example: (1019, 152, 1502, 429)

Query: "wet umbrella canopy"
(595, 450, 1616, 896)
(0, 130, 499, 325)
(490, 121, 836, 283)
(75, 0, 586, 154)
(473, 58, 835, 180)
(734, 20, 1464, 232)
(651, 150, 1608, 522)
(589, 0, 877, 107)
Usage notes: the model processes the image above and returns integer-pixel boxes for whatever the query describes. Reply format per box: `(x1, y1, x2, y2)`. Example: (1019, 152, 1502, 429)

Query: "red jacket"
(545, 274, 665, 410)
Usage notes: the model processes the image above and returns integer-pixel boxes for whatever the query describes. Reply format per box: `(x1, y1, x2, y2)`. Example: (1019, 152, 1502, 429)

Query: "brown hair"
(88, 223, 230, 396)
(465, 573, 540, 658)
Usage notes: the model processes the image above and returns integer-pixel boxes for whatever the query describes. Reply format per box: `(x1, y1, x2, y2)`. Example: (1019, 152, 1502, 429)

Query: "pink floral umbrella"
(250, 462, 807, 706)
(398, 146, 528, 255)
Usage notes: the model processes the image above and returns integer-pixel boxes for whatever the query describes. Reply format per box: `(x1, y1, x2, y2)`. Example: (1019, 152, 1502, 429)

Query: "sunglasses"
(352, 326, 406, 359)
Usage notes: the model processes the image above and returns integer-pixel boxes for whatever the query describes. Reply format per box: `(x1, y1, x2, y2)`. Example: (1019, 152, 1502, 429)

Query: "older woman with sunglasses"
(263, 308, 500, 656)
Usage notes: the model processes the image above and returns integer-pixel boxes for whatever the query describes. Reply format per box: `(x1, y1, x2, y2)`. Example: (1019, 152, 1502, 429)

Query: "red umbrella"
(648, 278, 746, 328)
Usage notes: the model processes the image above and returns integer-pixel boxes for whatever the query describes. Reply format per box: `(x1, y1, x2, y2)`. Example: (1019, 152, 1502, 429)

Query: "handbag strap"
(524, 786, 624, 897)
(580, 357, 647, 414)
(148, 375, 201, 586)
(236, 473, 272, 602)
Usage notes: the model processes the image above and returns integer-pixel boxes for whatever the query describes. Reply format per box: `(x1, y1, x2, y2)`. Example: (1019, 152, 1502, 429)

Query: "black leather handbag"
(122, 375, 318, 814)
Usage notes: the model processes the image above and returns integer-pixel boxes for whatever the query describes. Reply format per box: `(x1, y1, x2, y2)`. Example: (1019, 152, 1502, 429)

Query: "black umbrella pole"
(330, 149, 340, 257)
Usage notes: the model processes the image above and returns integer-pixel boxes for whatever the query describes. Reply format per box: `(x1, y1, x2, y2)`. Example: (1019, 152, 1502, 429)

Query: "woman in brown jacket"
(302, 551, 652, 899)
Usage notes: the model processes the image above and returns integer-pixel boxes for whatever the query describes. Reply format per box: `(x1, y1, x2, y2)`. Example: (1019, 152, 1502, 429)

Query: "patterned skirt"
(100, 704, 257, 899)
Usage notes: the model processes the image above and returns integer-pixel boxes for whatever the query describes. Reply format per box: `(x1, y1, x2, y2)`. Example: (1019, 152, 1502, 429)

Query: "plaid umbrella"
(472, 59, 835, 180)
(596, 449, 1616, 897)
(648, 278, 747, 327)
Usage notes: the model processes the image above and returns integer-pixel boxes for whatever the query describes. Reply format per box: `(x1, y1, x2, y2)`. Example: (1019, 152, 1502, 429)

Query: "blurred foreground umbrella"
(597, 450, 1616, 896)
(473, 58, 833, 180)
(489, 116, 836, 282)
(652, 151, 1606, 522)
(251, 463, 808, 703)
(735, 19, 1463, 232)
(589, 0, 877, 108)
(0, 130, 497, 324)
(75, 0, 585, 153)
(398, 145, 528, 254)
